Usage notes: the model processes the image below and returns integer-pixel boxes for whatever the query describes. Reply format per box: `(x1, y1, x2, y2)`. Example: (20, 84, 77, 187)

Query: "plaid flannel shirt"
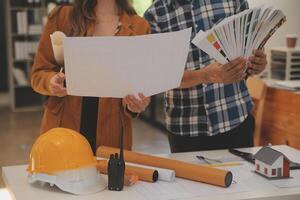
(144, 0, 253, 136)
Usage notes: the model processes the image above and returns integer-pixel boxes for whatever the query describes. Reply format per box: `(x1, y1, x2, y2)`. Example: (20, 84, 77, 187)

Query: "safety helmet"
(27, 128, 107, 195)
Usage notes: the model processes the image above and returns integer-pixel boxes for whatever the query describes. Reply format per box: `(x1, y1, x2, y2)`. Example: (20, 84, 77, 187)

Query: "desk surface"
(2, 145, 300, 200)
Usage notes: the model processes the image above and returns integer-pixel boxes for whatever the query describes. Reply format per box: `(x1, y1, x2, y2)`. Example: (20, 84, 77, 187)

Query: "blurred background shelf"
(270, 47, 300, 81)
(10, 7, 47, 11)
(5, 0, 50, 111)
(4, 0, 76, 112)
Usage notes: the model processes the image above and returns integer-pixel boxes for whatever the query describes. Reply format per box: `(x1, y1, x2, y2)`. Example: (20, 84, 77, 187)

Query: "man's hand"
(203, 57, 247, 84)
(248, 49, 267, 75)
(123, 93, 150, 113)
(49, 73, 67, 97)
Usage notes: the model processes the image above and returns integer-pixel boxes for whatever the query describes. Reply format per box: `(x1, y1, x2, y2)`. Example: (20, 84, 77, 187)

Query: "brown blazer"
(31, 6, 151, 150)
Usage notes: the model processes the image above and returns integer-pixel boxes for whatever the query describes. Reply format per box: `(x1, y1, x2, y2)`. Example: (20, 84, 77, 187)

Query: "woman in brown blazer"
(31, 0, 151, 152)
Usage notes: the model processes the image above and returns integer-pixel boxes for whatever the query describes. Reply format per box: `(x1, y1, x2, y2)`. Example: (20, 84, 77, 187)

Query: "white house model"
(253, 147, 290, 179)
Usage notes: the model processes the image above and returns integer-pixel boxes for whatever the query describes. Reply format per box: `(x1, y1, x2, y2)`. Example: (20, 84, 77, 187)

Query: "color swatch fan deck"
(192, 5, 287, 64)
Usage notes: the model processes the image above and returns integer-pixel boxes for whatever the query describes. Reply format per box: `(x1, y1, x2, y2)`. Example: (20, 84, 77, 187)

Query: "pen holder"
(286, 34, 298, 48)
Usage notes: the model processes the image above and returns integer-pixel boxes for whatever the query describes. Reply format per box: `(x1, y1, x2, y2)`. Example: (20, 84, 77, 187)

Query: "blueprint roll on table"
(97, 158, 176, 182)
(123, 161, 176, 182)
(97, 146, 233, 188)
(96, 160, 158, 183)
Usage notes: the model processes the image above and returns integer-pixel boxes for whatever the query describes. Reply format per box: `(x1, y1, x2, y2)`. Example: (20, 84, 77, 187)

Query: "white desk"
(2, 145, 300, 200)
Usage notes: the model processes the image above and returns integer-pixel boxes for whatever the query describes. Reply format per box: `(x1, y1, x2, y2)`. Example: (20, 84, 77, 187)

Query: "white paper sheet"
(126, 163, 258, 200)
(270, 170, 300, 188)
(64, 28, 191, 98)
(126, 178, 250, 200)
(126, 161, 300, 200)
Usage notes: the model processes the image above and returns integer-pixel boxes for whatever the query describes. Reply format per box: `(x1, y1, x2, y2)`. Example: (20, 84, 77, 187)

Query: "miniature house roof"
(253, 147, 290, 165)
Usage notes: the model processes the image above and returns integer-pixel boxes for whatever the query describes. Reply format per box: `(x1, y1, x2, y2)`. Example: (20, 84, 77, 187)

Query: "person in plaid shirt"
(144, 0, 267, 152)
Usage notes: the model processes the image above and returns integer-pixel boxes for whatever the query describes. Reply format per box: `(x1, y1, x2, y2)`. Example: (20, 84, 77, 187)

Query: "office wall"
(248, 0, 300, 51)
(0, 1, 8, 91)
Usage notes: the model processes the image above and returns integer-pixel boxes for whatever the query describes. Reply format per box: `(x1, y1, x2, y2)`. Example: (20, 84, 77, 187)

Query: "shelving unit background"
(270, 47, 300, 81)
(5, 1, 71, 112)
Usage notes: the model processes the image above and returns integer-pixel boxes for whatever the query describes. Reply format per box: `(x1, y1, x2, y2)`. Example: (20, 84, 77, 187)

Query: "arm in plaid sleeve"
(235, 0, 249, 13)
(144, 8, 161, 33)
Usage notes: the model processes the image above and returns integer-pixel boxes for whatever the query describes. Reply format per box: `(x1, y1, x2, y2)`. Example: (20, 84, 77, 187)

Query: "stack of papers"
(192, 5, 287, 64)
(274, 80, 300, 90)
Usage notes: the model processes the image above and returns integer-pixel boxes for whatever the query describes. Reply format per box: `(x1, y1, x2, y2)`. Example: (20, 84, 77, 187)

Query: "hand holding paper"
(248, 49, 267, 75)
(49, 72, 67, 97)
(202, 58, 247, 84)
(123, 93, 150, 113)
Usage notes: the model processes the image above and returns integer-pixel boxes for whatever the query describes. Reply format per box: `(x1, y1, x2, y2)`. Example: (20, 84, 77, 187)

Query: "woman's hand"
(49, 73, 67, 97)
(123, 93, 150, 113)
(248, 49, 267, 75)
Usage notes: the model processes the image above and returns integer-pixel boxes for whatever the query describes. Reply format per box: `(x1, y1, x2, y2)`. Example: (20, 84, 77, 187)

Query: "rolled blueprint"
(97, 158, 175, 182)
(97, 146, 233, 187)
(50, 31, 66, 66)
(97, 160, 158, 183)
(126, 161, 175, 182)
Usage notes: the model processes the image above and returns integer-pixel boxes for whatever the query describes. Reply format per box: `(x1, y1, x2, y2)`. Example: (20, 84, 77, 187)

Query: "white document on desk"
(270, 171, 300, 188)
(126, 162, 278, 200)
(64, 28, 191, 98)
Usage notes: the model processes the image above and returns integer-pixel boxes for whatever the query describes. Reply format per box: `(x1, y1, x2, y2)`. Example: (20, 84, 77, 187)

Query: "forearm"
(179, 68, 209, 89)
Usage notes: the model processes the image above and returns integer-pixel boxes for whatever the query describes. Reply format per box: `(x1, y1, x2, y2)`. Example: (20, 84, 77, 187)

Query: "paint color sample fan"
(192, 5, 287, 64)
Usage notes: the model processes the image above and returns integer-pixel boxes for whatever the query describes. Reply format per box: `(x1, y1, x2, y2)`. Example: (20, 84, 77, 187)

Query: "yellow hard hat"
(27, 128, 97, 174)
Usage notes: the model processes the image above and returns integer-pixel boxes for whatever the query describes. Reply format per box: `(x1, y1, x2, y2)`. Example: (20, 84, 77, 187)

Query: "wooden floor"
(0, 93, 169, 189)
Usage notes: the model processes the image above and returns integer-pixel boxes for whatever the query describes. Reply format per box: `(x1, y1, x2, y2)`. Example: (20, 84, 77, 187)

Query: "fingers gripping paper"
(64, 28, 191, 98)
(97, 146, 233, 188)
